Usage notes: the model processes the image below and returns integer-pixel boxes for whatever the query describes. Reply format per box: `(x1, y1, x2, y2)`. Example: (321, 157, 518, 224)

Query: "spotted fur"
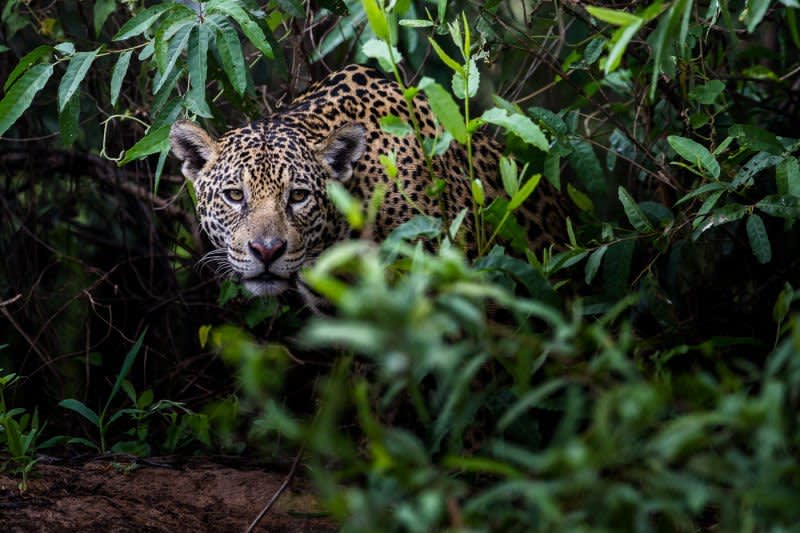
(170, 64, 564, 304)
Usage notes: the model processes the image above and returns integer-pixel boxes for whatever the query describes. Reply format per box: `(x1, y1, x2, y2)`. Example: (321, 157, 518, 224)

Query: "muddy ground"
(0, 457, 335, 532)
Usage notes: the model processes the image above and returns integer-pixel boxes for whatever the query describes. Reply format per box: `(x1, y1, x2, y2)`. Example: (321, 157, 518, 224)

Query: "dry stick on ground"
(246, 445, 306, 533)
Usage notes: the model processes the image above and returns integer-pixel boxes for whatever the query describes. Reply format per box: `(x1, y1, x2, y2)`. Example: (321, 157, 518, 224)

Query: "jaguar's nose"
(248, 238, 287, 266)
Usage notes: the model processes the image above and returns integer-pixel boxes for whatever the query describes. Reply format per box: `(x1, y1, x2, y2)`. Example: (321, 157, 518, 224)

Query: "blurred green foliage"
(2, 0, 800, 529)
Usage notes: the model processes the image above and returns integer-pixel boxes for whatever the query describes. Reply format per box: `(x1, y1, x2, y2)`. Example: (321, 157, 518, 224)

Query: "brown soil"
(0, 458, 336, 532)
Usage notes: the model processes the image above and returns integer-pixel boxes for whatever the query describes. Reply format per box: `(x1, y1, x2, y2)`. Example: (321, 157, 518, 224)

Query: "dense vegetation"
(2, 0, 800, 529)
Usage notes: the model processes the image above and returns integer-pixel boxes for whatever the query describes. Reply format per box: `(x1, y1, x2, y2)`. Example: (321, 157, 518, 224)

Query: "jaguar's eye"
(289, 189, 310, 204)
(223, 188, 245, 204)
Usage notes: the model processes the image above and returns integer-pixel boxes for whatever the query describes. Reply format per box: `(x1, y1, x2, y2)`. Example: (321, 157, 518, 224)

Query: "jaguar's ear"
(316, 123, 366, 182)
(170, 120, 219, 182)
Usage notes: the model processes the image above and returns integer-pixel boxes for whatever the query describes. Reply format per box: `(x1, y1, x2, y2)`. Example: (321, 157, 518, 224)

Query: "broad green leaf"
(418, 77, 467, 144)
(110, 50, 133, 107)
(215, 22, 247, 95)
(113, 4, 174, 41)
(585, 245, 608, 284)
(481, 108, 548, 152)
(731, 152, 784, 188)
(567, 183, 594, 213)
(54, 42, 76, 56)
(0, 63, 54, 137)
(362, 0, 391, 42)
(58, 93, 80, 148)
(500, 156, 518, 197)
(153, 7, 196, 73)
(568, 139, 606, 197)
(729, 123, 784, 155)
(618, 186, 655, 232)
(746, 214, 771, 263)
(58, 48, 99, 112)
(379, 115, 412, 137)
(509, 173, 542, 211)
(119, 125, 171, 165)
(452, 58, 479, 99)
(471, 179, 485, 206)
(776, 157, 800, 196)
(543, 152, 561, 189)
(385, 215, 442, 244)
(756, 195, 800, 219)
(689, 80, 725, 104)
(361, 38, 402, 72)
(586, 5, 642, 25)
(743, 0, 772, 32)
(187, 24, 211, 117)
(274, 0, 304, 18)
(639, 201, 675, 228)
(208, 0, 273, 58)
(59, 399, 100, 426)
(4, 45, 52, 91)
(693, 203, 747, 239)
(668, 135, 720, 178)
(93, 0, 116, 36)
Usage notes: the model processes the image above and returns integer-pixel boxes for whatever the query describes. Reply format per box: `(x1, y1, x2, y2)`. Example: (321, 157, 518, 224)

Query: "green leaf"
(400, 19, 434, 28)
(693, 203, 747, 239)
(4, 45, 52, 91)
(605, 19, 643, 74)
(689, 80, 725, 104)
(648, 0, 692, 100)
(586, 5, 642, 25)
(57, 49, 99, 112)
(362, 0, 391, 42)
(379, 115, 412, 137)
(153, 23, 192, 94)
(500, 156, 518, 197)
(729, 124, 784, 155)
(585, 245, 608, 284)
(743, 0, 772, 32)
(756, 195, 800, 219)
(746, 214, 772, 263)
(59, 399, 100, 426)
(509, 173, 542, 211)
(208, 0, 273, 58)
(119, 125, 171, 165)
(452, 58, 479, 99)
(418, 77, 467, 144)
(0, 63, 54, 137)
(106, 330, 147, 412)
(93, 0, 117, 36)
(327, 181, 364, 229)
(110, 50, 133, 107)
(567, 183, 594, 213)
(214, 22, 247, 95)
(58, 92, 80, 148)
(618, 186, 655, 233)
(776, 157, 800, 196)
(668, 135, 720, 178)
(428, 37, 461, 72)
(731, 152, 784, 189)
(113, 4, 175, 41)
(481, 108, 548, 152)
(675, 181, 728, 206)
(187, 24, 211, 117)
(361, 38, 402, 72)
(471, 179, 485, 206)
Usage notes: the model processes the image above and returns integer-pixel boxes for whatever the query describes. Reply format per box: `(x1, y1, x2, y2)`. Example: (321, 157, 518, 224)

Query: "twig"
(246, 445, 305, 533)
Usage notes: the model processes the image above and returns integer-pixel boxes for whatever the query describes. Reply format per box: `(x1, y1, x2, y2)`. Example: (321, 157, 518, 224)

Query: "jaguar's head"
(170, 119, 365, 297)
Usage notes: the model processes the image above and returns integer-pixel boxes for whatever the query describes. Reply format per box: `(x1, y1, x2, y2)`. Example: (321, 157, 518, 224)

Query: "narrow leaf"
(508, 173, 542, 211)
(4, 45, 52, 91)
(110, 50, 133, 107)
(0, 63, 54, 137)
(113, 4, 174, 41)
(585, 245, 608, 284)
(418, 77, 467, 144)
(58, 48, 99, 112)
(209, 1, 273, 58)
(215, 22, 247, 95)
(187, 24, 211, 116)
(59, 399, 100, 426)
(119, 125, 171, 165)
(618, 186, 655, 232)
(106, 330, 147, 411)
(746, 214, 772, 263)
(668, 135, 720, 178)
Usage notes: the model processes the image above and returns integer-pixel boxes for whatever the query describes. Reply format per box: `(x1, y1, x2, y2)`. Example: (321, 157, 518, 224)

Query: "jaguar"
(170, 64, 564, 307)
